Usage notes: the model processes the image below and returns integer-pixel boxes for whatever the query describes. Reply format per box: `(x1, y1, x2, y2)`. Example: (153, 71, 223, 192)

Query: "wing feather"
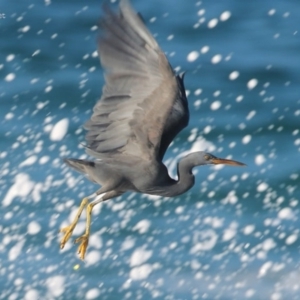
(85, 0, 189, 161)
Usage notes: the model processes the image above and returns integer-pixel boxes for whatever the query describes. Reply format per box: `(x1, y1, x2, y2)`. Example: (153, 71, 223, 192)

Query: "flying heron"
(60, 0, 245, 260)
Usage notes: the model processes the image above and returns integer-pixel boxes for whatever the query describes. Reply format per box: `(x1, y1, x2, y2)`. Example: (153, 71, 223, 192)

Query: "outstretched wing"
(157, 73, 189, 160)
(85, 0, 189, 162)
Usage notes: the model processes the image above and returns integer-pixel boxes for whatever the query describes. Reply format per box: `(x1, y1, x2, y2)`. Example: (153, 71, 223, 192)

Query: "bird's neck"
(159, 155, 195, 197)
(143, 154, 202, 197)
(175, 155, 196, 195)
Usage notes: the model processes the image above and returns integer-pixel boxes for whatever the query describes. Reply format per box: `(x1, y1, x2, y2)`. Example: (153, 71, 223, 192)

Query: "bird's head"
(200, 152, 246, 167)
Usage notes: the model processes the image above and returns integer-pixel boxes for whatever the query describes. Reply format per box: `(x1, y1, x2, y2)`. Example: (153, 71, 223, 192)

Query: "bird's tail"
(63, 158, 95, 175)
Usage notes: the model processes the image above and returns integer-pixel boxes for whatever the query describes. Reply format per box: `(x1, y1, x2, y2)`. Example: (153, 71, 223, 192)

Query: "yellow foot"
(59, 197, 89, 250)
(60, 225, 76, 249)
(74, 234, 89, 260)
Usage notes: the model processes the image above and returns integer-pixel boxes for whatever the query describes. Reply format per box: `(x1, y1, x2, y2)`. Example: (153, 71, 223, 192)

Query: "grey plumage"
(61, 0, 245, 260)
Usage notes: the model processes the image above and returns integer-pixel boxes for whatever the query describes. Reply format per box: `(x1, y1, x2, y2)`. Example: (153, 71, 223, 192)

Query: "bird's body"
(65, 157, 164, 190)
(60, 0, 245, 260)
(65, 153, 195, 198)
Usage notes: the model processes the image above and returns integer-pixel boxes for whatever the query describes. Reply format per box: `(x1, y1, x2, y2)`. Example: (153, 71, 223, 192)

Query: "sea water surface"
(1, 0, 300, 299)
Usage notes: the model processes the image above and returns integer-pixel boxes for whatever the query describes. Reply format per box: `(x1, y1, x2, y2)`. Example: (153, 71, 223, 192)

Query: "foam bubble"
(132, 219, 151, 234)
(130, 264, 153, 280)
(286, 234, 298, 245)
(211, 54, 222, 64)
(20, 155, 38, 167)
(86, 288, 100, 300)
(211, 100, 221, 110)
(247, 78, 258, 89)
(130, 248, 152, 267)
(50, 118, 69, 141)
(21, 25, 30, 32)
(255, 154, 266, 165)
(243, 225, 255, 235)
(27, 221, 41, 235)
(208, 18, 218, 28)
(6, 54, 15, 62)
(187, 51, 199, 62)
(5, 73, 16, 82)
(3, 173, 34, 207)
(242, 135, 252, 144)
(278, 207, 294, 220)
(220, 11, 231, 21)
(229, 71, 239, 80)
(201, 46, 209, 54)
(257, 182, 268, 192)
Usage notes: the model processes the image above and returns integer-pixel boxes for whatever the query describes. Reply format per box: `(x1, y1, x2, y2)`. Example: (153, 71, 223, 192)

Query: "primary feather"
(84, 0, 189, 163)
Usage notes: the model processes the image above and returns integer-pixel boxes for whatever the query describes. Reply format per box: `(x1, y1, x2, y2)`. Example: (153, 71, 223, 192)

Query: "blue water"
(1, 0, 300, 299)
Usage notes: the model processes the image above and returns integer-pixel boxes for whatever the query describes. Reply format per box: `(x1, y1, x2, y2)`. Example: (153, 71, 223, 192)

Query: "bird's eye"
(204, 154, 216, 161)
(204, 154, 211, 160)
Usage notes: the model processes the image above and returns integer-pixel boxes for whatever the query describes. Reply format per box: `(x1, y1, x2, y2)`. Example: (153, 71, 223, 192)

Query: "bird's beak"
(211, 157, 246, 166)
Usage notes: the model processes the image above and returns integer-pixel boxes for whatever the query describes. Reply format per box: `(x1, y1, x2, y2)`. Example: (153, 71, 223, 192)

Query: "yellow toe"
(60, 226, 74, 249)
(74, 234, 89, 260)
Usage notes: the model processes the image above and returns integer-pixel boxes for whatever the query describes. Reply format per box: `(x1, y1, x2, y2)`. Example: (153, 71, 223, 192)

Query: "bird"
(60, 0, 245, 260)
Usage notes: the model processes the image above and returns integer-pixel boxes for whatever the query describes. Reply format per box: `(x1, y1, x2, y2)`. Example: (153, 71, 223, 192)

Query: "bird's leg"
(74, 190, 122, 260)
(60, 193, 96, 249)
(74, 193, 106, 260)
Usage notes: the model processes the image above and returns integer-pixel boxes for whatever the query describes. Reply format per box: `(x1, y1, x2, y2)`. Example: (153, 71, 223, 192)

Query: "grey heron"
(60, 0, 245, 260)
